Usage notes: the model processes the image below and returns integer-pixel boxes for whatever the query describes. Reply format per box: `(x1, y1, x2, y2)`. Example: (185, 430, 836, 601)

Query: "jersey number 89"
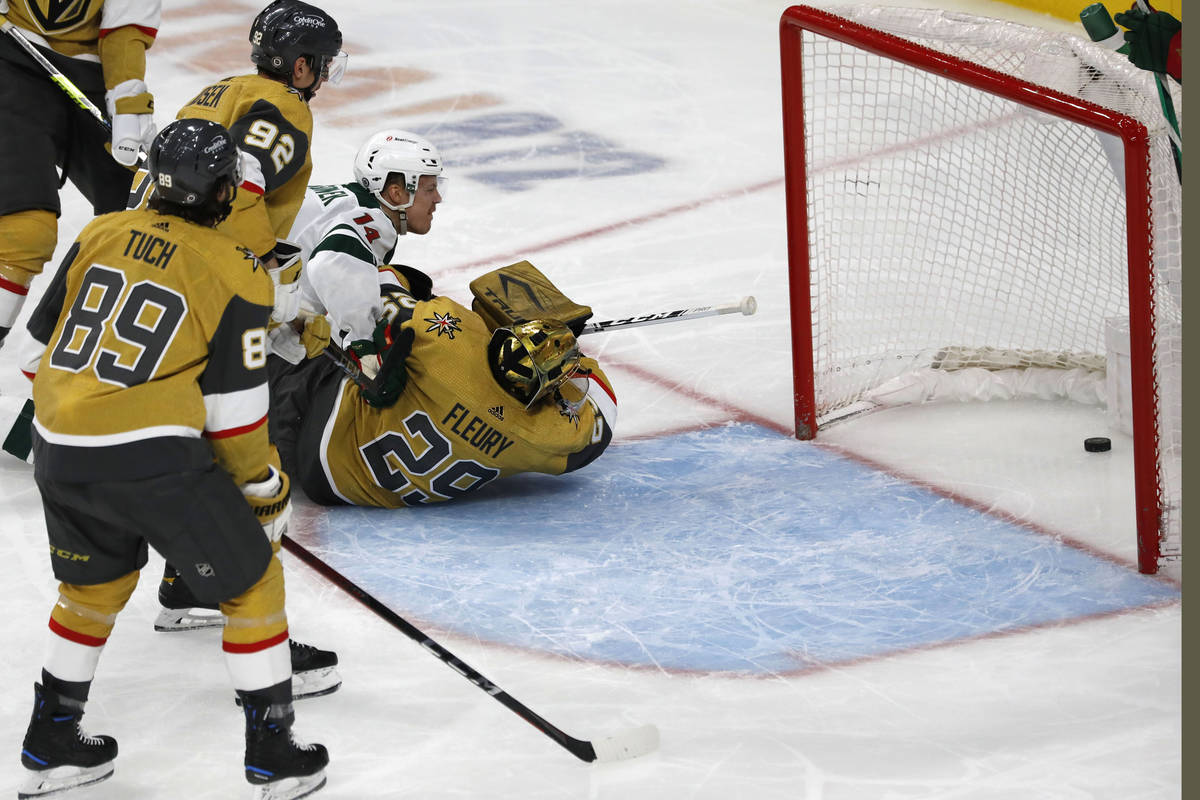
(48, 265, 188, 388)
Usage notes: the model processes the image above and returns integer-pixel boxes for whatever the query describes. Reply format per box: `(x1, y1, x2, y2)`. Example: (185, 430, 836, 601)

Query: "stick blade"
(590, 724, 660, 762)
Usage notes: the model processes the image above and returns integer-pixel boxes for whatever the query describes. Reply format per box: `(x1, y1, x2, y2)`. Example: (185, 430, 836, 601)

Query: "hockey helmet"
(353, 129, 443, 213)
(250, 0, 346, 87)
(147, 118, 241, 220)
(488, 319, 582, 408)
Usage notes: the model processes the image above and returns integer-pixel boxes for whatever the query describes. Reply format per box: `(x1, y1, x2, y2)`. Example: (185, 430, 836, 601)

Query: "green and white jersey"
(287, 182, 399, 343)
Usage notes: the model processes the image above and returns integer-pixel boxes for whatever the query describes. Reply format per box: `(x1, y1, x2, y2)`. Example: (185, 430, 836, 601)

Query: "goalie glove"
(105, 79, 156, 167)
(241, 464, 291, 543)
(267, 241, 304, 324)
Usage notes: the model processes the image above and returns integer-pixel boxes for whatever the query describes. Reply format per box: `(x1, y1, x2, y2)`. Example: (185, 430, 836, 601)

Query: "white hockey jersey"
(285, 182, 400, 344)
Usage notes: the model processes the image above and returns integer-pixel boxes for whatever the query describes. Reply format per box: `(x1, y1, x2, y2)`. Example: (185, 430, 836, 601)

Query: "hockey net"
(779, 5, 1181, 574)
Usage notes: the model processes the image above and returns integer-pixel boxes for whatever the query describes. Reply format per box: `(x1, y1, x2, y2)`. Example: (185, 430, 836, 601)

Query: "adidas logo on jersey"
(152, 221, 170, 231)
(488, 405, 504, 421)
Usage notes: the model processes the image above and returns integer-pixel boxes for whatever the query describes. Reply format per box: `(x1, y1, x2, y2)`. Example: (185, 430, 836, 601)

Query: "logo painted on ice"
(421, 112, 666, 192)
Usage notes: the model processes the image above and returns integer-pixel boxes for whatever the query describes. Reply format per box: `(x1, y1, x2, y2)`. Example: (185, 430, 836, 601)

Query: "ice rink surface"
(0, 0, 1181, 798)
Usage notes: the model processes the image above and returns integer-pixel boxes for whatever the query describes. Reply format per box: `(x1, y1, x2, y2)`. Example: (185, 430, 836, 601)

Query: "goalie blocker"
(470, 260, 593, 335)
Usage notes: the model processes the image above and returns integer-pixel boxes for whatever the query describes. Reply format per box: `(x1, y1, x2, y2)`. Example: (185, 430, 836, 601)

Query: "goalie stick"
(324, 292, 753, 395)
(580, 295, 756, 335)
(280, 535, 660, 763)
(322, 295, 758, 396)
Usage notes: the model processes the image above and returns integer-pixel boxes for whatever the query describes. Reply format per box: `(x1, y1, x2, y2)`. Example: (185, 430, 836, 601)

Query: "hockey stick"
(1131, 0, 1182, 182)
(320, 339, 380, 397)
(1080, 2, 1181, 181)
(579, 295, 756, 335)
(321, 295, 758, 395)
(0, 11, 112, 132)
(280, 534, 660, 763)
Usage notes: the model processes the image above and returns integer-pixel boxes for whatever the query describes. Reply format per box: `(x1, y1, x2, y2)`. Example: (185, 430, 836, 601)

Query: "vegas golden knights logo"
(23, 0, 93, 33)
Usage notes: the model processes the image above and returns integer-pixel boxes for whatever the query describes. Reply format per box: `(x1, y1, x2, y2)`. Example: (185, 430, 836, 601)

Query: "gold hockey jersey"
(295, 281, 617, 508)
(174, 73, 314, 258)
(3, 1, 160, 85)
(31, 207, 275, 486)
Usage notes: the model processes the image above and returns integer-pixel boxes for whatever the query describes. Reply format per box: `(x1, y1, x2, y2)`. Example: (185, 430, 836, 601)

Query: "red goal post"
(779, 5, 1182, 574)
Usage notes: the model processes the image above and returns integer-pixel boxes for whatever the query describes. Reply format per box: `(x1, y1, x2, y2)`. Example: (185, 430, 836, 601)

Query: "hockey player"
(148, 130, 445, 637)
(18, 119, 327, 800)
(269, 128, 444, 362)
(126, 0, 345, 693)
(269, 268, 617, 509)
(0, 0, 160, 350)
(124, 0, 347, 327)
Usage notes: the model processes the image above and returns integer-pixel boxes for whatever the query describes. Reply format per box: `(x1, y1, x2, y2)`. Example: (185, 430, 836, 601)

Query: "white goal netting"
(783, 5, 1181, 571)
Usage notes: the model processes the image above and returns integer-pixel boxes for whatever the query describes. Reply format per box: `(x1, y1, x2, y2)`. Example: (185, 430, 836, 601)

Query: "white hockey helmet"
(353, 129, 443, 212)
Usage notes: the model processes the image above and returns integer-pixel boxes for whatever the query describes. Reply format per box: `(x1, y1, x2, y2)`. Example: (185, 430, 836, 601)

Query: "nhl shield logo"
(194, 562, 216, 578)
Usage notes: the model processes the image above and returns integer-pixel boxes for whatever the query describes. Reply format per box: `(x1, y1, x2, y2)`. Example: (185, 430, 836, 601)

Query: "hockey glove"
(346, 317, 389, 377)
(267, 323, 305, 364)
(241, 464, 291, 543)
(1114, 6, 1182, 77)
(347, 316, 414, 408)
(299, 314, 331, 358)
(266, 313, 329, 364)
(105, 79, 156, 167)
(267, 242, 304, 325)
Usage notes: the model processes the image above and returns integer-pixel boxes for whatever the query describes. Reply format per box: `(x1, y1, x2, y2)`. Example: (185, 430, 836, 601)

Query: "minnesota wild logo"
(424, 311, 461, 339)
(25, 0, 91, 34)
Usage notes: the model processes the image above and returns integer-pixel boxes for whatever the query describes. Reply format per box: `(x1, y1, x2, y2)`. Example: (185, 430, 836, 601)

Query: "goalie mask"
(488, 319, 582, 408)
(353, 129, 444, 214)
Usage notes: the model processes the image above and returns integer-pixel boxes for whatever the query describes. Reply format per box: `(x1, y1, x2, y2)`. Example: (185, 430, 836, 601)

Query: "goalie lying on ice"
(268, 267, 617, 508)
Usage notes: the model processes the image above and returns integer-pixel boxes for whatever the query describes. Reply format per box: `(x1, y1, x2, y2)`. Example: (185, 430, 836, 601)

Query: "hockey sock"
(40, 670, 92, 704)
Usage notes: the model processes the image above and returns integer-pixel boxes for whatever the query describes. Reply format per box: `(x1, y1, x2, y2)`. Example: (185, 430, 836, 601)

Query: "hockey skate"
(234, 641, 342, 705)
(154, 562, 225, 631)
(284, 640, 341, 700)
(240, 695, 328, 800)
(18, 683, 117, 799)
(157, 564, 342, 700)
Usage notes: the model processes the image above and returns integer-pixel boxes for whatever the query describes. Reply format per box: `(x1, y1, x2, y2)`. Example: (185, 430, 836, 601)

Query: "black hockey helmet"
(249, 0, 344, 86)
(147, 119, 241, 221)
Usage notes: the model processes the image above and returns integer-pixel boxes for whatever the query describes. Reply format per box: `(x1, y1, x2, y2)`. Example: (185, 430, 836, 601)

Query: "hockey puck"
(1083, 437, 1112, 452)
